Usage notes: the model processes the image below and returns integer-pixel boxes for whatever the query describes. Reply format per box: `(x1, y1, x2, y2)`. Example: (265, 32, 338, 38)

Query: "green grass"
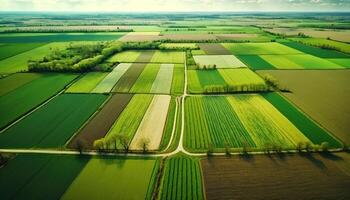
(102, 94, 153, 148)
(0, 42, 68, 73)
(0, 94, 107, 148)
(262, 92, 342, 148)
(193, 55, 247, 69)
(62, 157, 158, 200)
(260, 54, 343, 69)
(0, 154, 89, 200)
(290, 37, 350, 54)
(184, 96, 255, 151)
(0, 43, 46, 60)
(159, 155, 204, 200)
(0, 73, 43, 96)
(280, 41, 350, 58)
(236, 55, 276, 70)
(150, 64, 174, 94)
(65, 72, 108, 93)
(187, 70, 227, 93)
(0, 73, 77, 130)
(171, 64, 184, 95)
(150, 51, 185, 63)
(107, 50, 141, 63)
(222, 42, 302, 55)
(130, 63, 160, 93)
(0, 33, 125, 43)
(218, 68, 267, 92)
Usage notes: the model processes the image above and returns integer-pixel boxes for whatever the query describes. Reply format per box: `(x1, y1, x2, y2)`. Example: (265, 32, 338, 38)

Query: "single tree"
(139, 137, 150, 153)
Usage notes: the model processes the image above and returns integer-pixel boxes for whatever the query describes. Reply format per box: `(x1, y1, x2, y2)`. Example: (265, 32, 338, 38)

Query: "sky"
(0, 0, 349, 12)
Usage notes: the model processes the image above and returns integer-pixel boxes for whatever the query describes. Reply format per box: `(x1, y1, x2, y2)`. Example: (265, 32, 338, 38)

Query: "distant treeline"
(0, 28, 133, 33)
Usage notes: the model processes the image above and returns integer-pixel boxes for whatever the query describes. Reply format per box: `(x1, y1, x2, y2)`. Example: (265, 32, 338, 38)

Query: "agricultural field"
(201, 153, 350, 200)
(184, 95, 325, 152)
(0, 154, 89, 200)
(193, 55, 247, 69)
(0, 43, 45, 60)
(159, 155, 204, 200)
(0, 94, 107, 148)
(0, 32, 126, 43)
(0, 42, 68, 73)
(0, 73, 77, 130)
(1, 11, 350, 200)
(62, 157, 158, 200)
(257, 70, 350, 144)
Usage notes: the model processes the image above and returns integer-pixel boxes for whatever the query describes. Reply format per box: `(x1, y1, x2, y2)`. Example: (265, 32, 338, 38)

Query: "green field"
(260, 54, 343, 69)
(171, 64, 184, 95)
(187, 70, 226, 93)
(218, 68, 267, 92)
(62, 157, 158, 200)
(0, 94, 107, 148)
(130, 63, 160, 93)
(222, 42, 303, 55)
(290, 38, 350, 54)
(0, 73, 77, 130)
(0, 32, 125, 43)
(280, 41, 350, 58)
(100, 94, 153, 148)
(159, 43, 198, 49)
(107, 50, 141, 63)
(159, 155, 204, 200)
(0, 73, 43, 96)
(0, 43, 46, 60)
(236, 55, 276, 70)
(0, 154, 89, 200)
(185, 95, 311, 152)
(150, 51, 185, 63)
(0, 42, 68, 73)
(327, 58, 350, 68)
(262, 92, 342, 148)
(65, 72, 108, 93)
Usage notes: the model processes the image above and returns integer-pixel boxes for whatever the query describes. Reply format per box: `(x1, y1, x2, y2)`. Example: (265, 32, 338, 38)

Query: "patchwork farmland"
(1, 11, 350, 200)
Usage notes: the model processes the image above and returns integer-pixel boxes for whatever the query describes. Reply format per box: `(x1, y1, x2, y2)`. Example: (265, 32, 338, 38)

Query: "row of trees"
(203, 84, 269, 94)
(92, 135, 151, 153)
(29, 41, 124, 72)
(1, 27, 133, 33)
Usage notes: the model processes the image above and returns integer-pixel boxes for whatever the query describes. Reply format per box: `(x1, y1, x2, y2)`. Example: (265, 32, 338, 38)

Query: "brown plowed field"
(67, 93, 133, 149)
(198, 43, 231, 55)
(201, 153, 350, 200)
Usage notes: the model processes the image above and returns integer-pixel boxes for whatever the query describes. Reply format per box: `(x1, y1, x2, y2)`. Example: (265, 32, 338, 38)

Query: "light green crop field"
(65, 72, 108, 93)
(130, 63, 160, 93)
(150, 64, 174, 94)
(107, 50, 141, 63)
(222, 42, 303, 55)
(327, 58, 350, 68)
(218, 68, 267, 91)
(260, 54, 344, 69)
(0, 43, 46, 60)
(193, 55, 247, 68)
(0, 42, 68, 73)
(62, 158, 158, 200)
(150, 51, 185, 63)
(171, 64, 184, 95)
(191, 50, 206, 55)
(184, 95, 311, 152)
(101, 94, 153, 148)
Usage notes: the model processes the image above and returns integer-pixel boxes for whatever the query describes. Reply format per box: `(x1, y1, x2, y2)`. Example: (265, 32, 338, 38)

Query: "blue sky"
(0, 0, 349, 12)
